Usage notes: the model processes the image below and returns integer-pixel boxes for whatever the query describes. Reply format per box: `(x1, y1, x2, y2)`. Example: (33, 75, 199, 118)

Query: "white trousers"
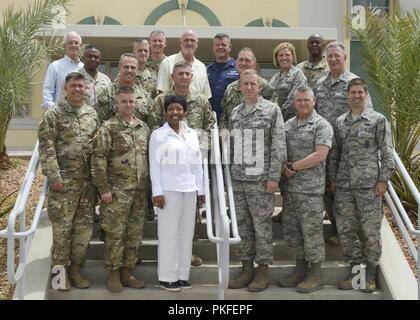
(157, 190, 197, 282)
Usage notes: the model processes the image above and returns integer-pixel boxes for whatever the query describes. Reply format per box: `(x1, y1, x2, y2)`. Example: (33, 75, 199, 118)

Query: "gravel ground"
(0, 159, 44, 300)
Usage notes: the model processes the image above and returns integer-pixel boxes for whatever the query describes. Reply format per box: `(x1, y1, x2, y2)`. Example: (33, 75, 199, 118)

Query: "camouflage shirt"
(314, 70, 372, 129)
(220, 78, 278, 129)
(91, 114, 150, 193)
(269, 66, 308, 122)
(136, 67, 158, 99)
(95, 80, 153, 124)
(148, 90, 215, 136)
(228, 96, 286, 182)
(330, 108, 394, 188)
(38, 99, 99, 184)
(295, 58, 329, 89)
(280, 110, 333, 194)
(77, 67, 111, 106)
(146, 56, 166, 81)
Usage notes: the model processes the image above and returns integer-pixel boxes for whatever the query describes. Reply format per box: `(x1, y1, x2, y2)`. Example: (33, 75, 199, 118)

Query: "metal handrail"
(205, 115, 240, 300)
(0, 141, 47, 300)
(384, 149, 420, 299)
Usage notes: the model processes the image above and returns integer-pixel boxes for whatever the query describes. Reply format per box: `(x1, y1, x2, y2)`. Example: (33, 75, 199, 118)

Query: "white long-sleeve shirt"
(149, 121, 204, 196)
(42, 55, 83, 109)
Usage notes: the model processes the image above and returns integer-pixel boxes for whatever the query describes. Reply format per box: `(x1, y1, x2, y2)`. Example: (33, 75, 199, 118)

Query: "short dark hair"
(119, 52, 137, 68)
(172, 61, 192, 73)
(214, 33, 230, 41)
(84, 44, 98, 51)
(347, 78, 368, 92)
(65, 72, 85, 84)
(164, 95, 188, 112)
(118, 86, 135, 95)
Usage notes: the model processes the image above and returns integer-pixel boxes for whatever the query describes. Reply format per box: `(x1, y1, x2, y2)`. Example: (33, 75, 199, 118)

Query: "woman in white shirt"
(149, 95, 205, 292)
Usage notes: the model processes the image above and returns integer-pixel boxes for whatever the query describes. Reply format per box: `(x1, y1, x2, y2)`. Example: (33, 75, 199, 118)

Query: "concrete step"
(86, 238, 344, 261)
(47, 284, 384, 300)
(61, 259, 354, 286)
(46, 260, 384, 300)
(92, 216, 336, 241)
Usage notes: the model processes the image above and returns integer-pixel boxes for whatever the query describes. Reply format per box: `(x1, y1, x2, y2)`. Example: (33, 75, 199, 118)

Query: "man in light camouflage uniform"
(330, 78, 394, 292)
(77, 45, 111, 106)
(148, 61, 215, 267)
(296, 34, 329, 88)
(146, 30, 167, 81)
(278, 86, 333, 293)
(314, 41, 372, 243)
(95, 53, 153, 124)
(133, 38, 158, 99)
(148, 61, 215, 147)
(91, 86, 150, 292)
(227, 69, 286, 292)
(38, 72, 99, 290)
(219, 47, 278, 130)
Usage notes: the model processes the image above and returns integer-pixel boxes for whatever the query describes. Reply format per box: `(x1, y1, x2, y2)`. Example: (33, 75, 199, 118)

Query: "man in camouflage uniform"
(148, 61, 215, 267)
(296, 34, 329, 88)
(146, 30, 167, 81)
(330, 78, 394, 292)
(228, 69, 286, 292)
(77, 45, 111, 106)
(133, 39, 158, 99)
(278, 86, 333, 293)
(219, 47, 278, 130)
(91, 86, 150, 292)
(95, 53, 153, 124)
(38, 72, 99, 290)
(314, 41, 372, 243)
(148, 61, 215, 147)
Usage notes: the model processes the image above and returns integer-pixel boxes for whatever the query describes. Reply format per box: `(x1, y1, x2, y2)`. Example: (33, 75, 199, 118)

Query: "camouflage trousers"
(232, 180, 274, 265)
(335, 187, 383, 266)
(48, 179, 96, 266)
(282, 192, 325, 263)
(324, 163, 337, 232)
(100, 188, 147, 270)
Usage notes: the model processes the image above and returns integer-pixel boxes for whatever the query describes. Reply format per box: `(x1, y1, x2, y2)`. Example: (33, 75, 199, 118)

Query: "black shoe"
(177, 280, 192, 289)
(159, 281, 181, 292)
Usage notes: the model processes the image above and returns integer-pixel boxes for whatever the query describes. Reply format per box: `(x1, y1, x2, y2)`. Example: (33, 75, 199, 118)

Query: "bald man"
(157, 30, 211, 99)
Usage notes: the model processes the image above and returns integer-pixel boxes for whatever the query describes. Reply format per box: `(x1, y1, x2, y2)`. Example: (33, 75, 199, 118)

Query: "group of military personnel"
(38, 29, 394, 294)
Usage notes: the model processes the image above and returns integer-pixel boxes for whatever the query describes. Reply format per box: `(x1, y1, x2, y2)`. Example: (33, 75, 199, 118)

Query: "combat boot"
(120, 267, 145, 289)
(248, 264, 270, 292)
(296, 262, 322, 293)
(361, 263, 377, 293)
(68, 264, 90, 289)
(278, 259, 308, 288)
(191, 254, 203, 266)
(228, 261, 255, 289)
(107, 269, 122, 292)
(337, 263, 359, 290)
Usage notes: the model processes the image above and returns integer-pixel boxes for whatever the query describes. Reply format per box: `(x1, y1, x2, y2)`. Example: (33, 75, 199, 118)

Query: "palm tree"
(348, 7, 420, 214)
(0, 0, 70, 168)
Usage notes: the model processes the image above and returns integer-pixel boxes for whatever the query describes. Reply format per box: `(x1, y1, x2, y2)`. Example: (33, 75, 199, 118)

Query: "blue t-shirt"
(207, 58, 239, 122)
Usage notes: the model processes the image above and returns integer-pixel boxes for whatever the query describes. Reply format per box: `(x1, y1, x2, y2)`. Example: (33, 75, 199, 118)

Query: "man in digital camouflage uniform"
(227, 69, 286, 292)
(219, 47, 278, 130)
(91, 86, 150, 292)
(133, 38, 158, 99)
(296, 34, 329, 89)
(38, 72, 99, 290)
(278, 86, 333, 293)
(314, 41, 372, 243)
(95, 53, 153, 124)
(330, 78, 394, 293)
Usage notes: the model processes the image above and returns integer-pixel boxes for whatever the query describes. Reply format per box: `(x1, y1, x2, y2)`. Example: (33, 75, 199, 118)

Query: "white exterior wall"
(299, 0, 346, 41)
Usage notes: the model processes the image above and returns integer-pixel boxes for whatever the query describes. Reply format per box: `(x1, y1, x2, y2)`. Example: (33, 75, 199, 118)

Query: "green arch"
(246, 18, 289, 27)
(144, 0, 221, 26)
(77, 16, 121, 25)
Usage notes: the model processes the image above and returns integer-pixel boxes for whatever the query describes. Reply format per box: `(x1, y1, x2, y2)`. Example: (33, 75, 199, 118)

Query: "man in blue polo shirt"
(207, 33, 239, 123)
